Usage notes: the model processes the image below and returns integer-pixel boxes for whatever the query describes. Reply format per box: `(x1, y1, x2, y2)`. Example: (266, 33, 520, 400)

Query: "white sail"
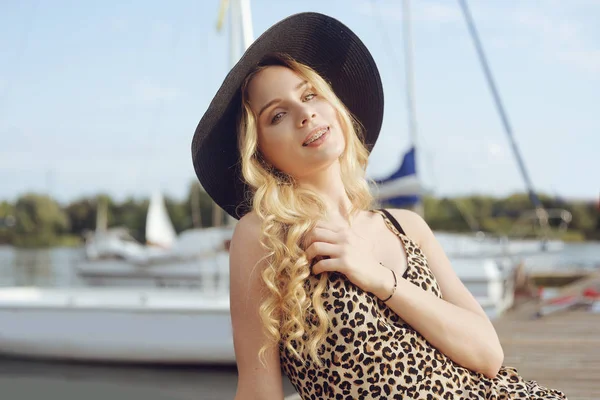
(146, 192, 176, 248)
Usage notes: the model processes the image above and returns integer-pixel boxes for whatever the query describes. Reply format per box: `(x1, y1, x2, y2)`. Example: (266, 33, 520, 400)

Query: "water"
(2, 242, 598, 289)
(0, 242, 599, 399)
(0, 246, 84, 288)
(522, 241, 600, 271)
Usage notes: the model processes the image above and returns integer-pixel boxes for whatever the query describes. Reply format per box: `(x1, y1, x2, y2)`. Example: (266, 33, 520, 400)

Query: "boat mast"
(239, 0, 254, 51)
(216, 0, 254, 225)
(401, 0, 423, 216)
(457, 0, 549, 229)
(402, 0, 418, 148)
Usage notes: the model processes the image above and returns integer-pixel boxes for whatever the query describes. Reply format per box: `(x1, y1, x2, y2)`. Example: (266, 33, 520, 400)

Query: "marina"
(0, 0, 597, 398)
(0, 246, 598, 399)
(0, 230, 580, 365)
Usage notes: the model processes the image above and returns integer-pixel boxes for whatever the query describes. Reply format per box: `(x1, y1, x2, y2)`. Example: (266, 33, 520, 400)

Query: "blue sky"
(0, 0, 598, 203)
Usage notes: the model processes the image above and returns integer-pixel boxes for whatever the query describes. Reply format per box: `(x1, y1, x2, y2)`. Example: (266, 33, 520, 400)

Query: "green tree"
(0, 201, 16, 244)
(64, 197, 97, 236)
(567, 201, 595, 233)
(422, 196, 470, 232)
(13, 194, 69, 247)
(110, 197, 148, 242)
(165, 195, 191, 233)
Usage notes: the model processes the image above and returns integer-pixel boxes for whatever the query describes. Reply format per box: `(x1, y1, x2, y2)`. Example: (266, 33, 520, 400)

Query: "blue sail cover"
(373, 147, 421, 207)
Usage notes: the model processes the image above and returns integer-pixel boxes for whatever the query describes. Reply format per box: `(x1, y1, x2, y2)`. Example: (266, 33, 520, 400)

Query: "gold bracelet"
(380, 263, 397, 302)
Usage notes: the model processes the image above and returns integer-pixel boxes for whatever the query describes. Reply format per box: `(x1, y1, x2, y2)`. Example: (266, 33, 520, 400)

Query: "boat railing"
(506, 208, 572, 240)
(459, 208, 572, 245)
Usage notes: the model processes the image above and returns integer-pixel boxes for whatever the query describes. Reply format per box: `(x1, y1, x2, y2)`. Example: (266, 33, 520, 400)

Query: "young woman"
(192, 12, 567, 400)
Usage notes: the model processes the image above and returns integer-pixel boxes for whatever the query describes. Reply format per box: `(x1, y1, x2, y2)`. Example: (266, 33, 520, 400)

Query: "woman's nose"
(298, 109, 317, 127)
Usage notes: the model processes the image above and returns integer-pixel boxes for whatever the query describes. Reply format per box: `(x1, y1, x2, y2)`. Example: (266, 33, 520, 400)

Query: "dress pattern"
(279, 210, 568, 399)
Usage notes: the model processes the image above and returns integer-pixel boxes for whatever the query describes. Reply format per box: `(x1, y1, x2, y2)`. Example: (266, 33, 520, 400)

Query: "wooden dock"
(493, 272, 600, 400)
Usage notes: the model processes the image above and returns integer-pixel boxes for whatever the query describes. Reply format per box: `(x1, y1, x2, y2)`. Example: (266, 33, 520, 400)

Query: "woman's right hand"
(304, 221, 395, 299)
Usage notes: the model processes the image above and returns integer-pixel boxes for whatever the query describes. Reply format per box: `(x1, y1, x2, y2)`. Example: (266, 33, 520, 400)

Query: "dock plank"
(493, 272, 600, 399)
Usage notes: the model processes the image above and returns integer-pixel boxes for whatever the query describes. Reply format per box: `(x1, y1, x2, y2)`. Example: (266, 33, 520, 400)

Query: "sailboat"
(370, 0, 571, 261)
(146, 191, 177, 249)
(74, 0, 255, 286)
(76, 191, 233, 287)
(367, 0, 575, 320)
(82, 195, 147, 263)
(372, 146, 421, 207)
(82, 192, 177, 264)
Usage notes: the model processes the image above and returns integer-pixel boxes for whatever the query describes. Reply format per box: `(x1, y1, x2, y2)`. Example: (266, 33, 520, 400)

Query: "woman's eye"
(269, 93, 316, 124)
(271, 112, 284, 124)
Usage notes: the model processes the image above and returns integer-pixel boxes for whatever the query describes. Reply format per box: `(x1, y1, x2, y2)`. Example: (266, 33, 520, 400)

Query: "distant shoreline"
(2, 192, 598, 248)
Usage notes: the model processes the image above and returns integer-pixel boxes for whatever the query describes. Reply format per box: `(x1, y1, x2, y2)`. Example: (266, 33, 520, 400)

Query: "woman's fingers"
(305, 241, 340, 262)
(314, 220, 344, 232)
(305, 227, 339, 247)
(311, 256, 340, 275)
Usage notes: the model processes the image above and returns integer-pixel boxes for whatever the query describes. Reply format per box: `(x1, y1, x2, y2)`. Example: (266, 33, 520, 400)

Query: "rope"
(457, 0, 548, 229)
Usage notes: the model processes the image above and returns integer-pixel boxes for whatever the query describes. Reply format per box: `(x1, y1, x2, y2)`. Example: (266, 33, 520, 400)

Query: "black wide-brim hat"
(191, 12, 384, 220)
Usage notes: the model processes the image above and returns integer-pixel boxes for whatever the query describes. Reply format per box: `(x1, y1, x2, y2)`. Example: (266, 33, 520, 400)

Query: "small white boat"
(436, 231, 565, 260)
(0, 287, 234, 364)
(76, 250, 230, 289)
(84, 191, 235, 265)
(451, 258, 515, 319)
(76, 226, 234, 287)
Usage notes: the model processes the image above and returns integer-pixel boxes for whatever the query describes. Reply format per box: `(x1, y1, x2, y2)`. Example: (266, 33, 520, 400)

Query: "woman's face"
(246, 65, 345, 180)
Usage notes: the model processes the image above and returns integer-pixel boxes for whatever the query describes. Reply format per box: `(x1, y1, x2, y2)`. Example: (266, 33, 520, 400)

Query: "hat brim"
(191, 12, 384, 220)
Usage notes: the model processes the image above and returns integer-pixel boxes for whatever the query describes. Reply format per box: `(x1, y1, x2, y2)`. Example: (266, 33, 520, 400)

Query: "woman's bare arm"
(230, 212, 284, 400)
(378, 209, 504, 378)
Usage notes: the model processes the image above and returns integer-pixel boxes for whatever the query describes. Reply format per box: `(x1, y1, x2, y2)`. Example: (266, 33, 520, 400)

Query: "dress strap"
(377, 209, 406, 235)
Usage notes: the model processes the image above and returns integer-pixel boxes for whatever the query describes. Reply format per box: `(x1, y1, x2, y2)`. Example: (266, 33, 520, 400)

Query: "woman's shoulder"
(228, 212, 271, 286)
(383, 208, 433, 246)
(234, 210, 262, 233)
(229, 211, 264, 257)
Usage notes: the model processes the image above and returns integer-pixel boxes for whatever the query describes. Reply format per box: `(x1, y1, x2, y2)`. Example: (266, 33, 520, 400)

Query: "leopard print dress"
(279, 210, 568, 399)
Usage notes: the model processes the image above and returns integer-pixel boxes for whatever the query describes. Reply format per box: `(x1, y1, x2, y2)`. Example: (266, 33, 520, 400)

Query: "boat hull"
(0, 288, 235, 364)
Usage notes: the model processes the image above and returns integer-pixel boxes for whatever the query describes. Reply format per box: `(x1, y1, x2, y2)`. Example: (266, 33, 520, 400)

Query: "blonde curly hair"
(237, 53, 374, 365)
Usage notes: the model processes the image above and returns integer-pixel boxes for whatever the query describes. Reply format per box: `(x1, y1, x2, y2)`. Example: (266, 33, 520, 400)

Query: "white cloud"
(508, 7, 600, 73)
(487, 143, 503, 158)
(512, 11, 582, 46)
(557, 49, 600, 73)
(486, 146, 512, 167)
